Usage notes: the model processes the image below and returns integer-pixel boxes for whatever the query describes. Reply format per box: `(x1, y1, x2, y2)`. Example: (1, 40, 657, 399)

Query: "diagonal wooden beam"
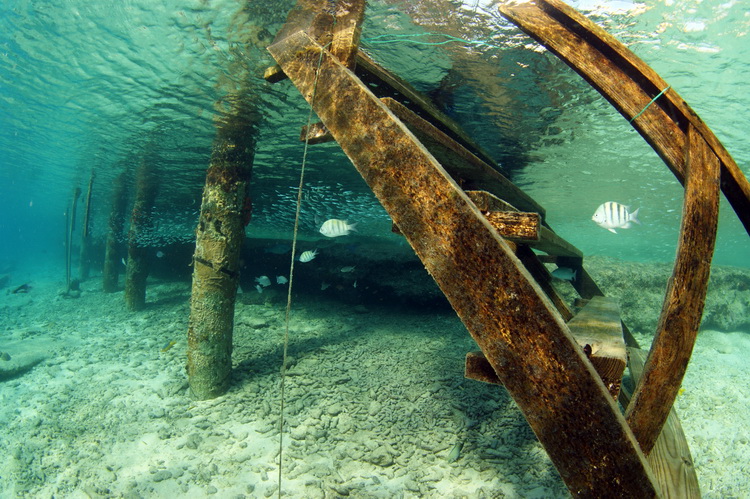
(268, 30, 659, 497)
(498, 0, 750, 236)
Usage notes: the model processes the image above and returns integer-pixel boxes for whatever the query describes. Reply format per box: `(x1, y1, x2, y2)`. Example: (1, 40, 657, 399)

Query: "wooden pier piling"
(124, 159, 158, 311)
(186, 96, 258, 400)
(103, 173, 128, 293)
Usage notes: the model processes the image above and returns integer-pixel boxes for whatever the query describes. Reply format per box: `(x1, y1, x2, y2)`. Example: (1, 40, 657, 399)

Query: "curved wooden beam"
(498, 0, 723, 457)
(625, 125, 719, 453)
(498, 0, 750, 236)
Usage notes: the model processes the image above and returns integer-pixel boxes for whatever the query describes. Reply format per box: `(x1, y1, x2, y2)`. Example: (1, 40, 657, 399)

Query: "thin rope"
(630, 85, 671, 123)
(277, 42, 329, 499)
(361, 32, 491, 48)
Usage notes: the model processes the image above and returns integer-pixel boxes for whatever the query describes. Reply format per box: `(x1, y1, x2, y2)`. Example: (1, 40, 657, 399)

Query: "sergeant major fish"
(319, 219, 356, 238)
(299, 249, 318, 263)
(592, 202, 641, 233)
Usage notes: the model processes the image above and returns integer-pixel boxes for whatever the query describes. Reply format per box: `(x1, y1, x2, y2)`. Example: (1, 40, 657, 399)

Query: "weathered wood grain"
(624, 348, 701, 498)
(625, 125, 720, 453)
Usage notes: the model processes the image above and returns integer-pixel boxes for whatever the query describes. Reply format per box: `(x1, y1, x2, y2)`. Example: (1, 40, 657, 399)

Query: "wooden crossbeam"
(566, 296, 626, 399)
(468, 296, 626, 401)
(268, 30, 659, 497)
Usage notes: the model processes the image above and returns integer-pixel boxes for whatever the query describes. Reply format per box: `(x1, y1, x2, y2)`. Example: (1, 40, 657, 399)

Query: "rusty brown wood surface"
(269, 30, 659, 498)
(624, 348, 701, 498)
(625, 125, 720, 454)
(483, 211, 540, 240)
(566, 297, 626, 400)
(498, 0, 750, 236)
(330, 0, 365, 69)
(383, 97, 545, 217)
(465, 350, 503, 385)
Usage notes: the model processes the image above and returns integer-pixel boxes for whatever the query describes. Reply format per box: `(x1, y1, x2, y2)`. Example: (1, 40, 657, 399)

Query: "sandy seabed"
(0, 273, 748, 498)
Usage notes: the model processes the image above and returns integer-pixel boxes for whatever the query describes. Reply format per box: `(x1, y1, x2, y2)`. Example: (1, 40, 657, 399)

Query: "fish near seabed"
(255, 275, 271, 287)
(551, 267, 576, 281)
(299, 249, 318, 263)
(592, 202, 641, 233)
(319, 219, 356, 238)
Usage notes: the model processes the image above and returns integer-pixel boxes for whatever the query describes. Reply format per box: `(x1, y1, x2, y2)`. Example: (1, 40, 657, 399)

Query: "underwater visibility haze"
(1, 0, 750, 497)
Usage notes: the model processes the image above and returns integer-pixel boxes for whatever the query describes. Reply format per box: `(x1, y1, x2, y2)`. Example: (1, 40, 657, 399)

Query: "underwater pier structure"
(259, 0, 750, 497)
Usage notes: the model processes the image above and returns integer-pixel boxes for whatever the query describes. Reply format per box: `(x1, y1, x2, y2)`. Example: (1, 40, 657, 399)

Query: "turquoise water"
(0, 0, 748, 269)
(1, 1, 750, 497)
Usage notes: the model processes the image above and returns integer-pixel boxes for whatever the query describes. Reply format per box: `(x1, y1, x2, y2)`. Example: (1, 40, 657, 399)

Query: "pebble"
(152, 470, 172, 482)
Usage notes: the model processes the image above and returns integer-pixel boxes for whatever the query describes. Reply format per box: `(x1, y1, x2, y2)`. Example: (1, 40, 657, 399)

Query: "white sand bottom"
(0, 277, 748, 498)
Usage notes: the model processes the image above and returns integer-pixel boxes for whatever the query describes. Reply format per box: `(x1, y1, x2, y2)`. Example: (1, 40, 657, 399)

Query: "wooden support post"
(65, 186, 81, 294)
(186, 98, 258, 400)
(124, 159, 158, 311)
(103, 173, 128, 293)
(625, 125, 720, 454)
(269, 31, 659, 497)
(78, 170, 95, 282)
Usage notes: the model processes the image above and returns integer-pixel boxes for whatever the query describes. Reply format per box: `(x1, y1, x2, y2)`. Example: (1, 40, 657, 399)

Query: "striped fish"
(592, 202, 641, 233)
(319, 219, 356, 237)
(299, 249, 318, 263)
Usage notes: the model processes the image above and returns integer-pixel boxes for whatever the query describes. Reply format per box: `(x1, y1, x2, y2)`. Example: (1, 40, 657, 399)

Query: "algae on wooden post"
(124, 159, 158, 311)
(103, 173, 128, 293)
(187, 96, 258, 400)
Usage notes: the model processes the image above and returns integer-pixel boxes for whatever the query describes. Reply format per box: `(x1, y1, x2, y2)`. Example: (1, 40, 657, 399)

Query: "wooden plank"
(382, 97, 545, 218)
(625, 125, 720, 453)
(330, 0, 365, 70)
(498, 0, 750, 236)
(566, 297, 626, 399)
(484, 211, 540, 241)
(269, 30, 659, 497)
(624, 348, 701, 498)
(465, 190, 518, 213)
(465, 350, 502, 385)
(515, 244, 574, 321)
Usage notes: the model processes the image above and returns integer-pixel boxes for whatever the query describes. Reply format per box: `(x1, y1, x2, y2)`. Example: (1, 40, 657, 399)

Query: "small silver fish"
(299, 249, 318, 263)
(156, 251, 165, 258)
(551, 267, 576, 281)
(592, 202, 641, 233)
(276, 276, 288, 285)
(255, 284, 263, 294)
(121, 258, 126, 266)
(255, 275, 271, 287)
(320, 281, 331, 290)
(340, 266, 356, 273)
(319, 219, 357, 238)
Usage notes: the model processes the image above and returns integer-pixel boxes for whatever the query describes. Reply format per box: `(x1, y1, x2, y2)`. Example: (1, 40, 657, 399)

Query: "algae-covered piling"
(124, 159, 158, 311)
(187, 97, 258, 400)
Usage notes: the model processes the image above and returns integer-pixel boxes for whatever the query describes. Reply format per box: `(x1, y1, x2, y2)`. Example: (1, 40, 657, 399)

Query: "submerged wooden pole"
(65, 187, 82, 293)
(187, 96, 258, 400)
(124, 159, 158, 311)
(103, 173, 128, 293)
(78, 170, 95, 281)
